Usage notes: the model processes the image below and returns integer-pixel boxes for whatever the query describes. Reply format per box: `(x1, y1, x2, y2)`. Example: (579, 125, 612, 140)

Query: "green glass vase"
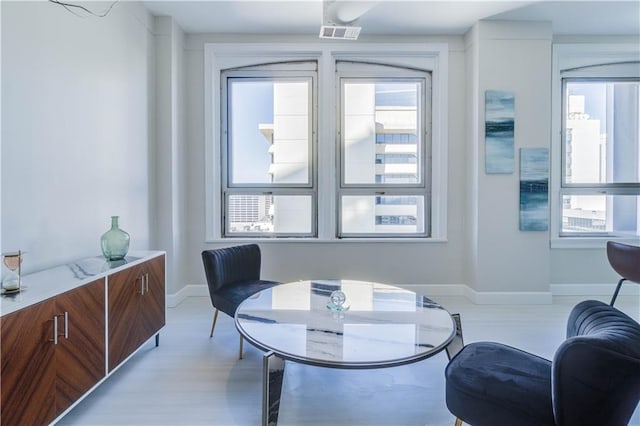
(100, 216, 130, 261)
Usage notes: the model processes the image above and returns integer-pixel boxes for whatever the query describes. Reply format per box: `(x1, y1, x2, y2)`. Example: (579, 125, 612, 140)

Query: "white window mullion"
(317, 51, 337, 240)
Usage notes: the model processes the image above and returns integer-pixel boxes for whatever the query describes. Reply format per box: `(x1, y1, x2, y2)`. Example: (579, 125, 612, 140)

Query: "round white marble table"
(235, 280, 456, 426)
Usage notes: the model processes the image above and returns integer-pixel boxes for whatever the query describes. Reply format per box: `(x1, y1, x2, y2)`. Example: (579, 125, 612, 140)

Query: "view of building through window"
(340, 80, 425, 235)
(226, 77, 427, 236)
(226, 79, 313, 235)
(562, 80, 640, 235)
(223, 61, 430, 238)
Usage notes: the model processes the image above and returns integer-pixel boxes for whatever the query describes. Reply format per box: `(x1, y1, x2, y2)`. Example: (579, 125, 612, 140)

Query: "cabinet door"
(107, 256, 166, 372)
(56, 278, 106, 415)
(1, 299, 57, 426)
(108, 263, 144, 371)
(139, 255, 166, 342)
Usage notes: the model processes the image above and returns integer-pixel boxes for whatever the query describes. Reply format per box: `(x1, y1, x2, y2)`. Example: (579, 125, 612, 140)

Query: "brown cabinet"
(0, 279, 105, 426)
(0, 252, 165, 426)
(55, 279, 106, 414)
(1, 299, 56, 426)
(108, 255, 165, 371)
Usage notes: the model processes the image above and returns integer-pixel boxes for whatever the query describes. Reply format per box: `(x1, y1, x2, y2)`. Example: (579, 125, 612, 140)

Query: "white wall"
(177, 31, 635, 301)
(184, 35, 469, 289)
(2, 2, 630, 299)
(465, 21, 552, 296)
(1, 1, 155, 273)
(0, 0, 3, 260)
(548, 39, 640, 291)
(154, 16, 186, 294)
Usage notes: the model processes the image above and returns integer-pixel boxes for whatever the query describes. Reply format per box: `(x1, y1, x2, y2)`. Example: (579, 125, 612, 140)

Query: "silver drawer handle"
(50, 316, 58, 345)
(62, 312, 69, 339)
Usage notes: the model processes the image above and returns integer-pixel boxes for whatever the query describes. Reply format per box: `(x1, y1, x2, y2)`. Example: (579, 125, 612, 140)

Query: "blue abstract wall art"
(485, 90, 515, 174)
(520, 148, 549, 231)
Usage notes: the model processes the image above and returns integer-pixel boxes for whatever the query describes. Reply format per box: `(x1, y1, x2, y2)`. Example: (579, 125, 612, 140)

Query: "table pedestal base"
(263, 351, 285, 426)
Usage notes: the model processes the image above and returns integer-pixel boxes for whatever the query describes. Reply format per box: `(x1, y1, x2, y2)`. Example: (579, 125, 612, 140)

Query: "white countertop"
(0, 251, 164, 317)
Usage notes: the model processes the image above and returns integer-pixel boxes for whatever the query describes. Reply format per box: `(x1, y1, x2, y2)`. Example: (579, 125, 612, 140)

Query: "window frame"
(204, 43, 448, 242)
(220, 65, 318, 238)
(336, 62, 432, 238)
(561, 76, 640, 189)
(551, 43, 640, 248)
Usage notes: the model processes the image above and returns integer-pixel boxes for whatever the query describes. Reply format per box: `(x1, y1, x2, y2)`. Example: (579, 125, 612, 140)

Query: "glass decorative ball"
(329, 290, 346, 307)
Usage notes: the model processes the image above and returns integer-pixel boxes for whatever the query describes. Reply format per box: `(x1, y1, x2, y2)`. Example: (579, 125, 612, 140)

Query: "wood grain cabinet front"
(108, 255, 165, 372)
(0, 252, 164, 425)
(55, 279, 106, 415)
(0, 279, 105, 426)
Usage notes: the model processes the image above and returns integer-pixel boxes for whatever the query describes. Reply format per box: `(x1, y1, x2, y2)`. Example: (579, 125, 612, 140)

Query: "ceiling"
(141, 0, 640, 36)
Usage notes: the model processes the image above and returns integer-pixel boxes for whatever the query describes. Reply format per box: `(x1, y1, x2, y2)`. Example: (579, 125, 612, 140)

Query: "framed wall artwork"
(485, 90, 515, 174)
(519, 148, 549, 231)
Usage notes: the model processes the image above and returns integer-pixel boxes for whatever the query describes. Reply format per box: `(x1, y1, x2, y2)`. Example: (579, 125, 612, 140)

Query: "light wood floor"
(58, 294, 640, 426)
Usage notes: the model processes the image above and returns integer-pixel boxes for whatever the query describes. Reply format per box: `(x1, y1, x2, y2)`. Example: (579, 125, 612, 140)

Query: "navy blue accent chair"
(202, 244, 279, 358)
(445, 300, 640, 426)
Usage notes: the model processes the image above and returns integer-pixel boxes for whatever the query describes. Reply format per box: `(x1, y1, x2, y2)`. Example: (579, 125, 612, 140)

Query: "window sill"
(551, 236, 640, 249)
(205, 237, 449, 244)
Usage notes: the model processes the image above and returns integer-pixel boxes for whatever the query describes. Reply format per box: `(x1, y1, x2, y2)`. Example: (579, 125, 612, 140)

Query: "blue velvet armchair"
(201, 244, 279, 358)
(445, 300, 640, 425)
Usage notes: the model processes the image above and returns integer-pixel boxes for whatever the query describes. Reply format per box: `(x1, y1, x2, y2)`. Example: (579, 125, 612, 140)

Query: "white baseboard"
(166, 284, 208, 308)
(405, 284, 552, 304)
(550, 283, 640, 296)
(468, 290, 552, 305)
(401, 284, 469, 297)
(167, 282, 638, 307)
(168, 283, 554, 307)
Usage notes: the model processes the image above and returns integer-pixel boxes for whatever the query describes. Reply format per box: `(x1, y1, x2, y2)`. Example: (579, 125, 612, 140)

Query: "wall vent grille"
(319, 25, 361, 40)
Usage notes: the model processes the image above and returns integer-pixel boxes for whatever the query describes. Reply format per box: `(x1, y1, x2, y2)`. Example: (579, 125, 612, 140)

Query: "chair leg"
(445, 313, 464, 361)
(210, 309, 245, 360)
(210, 308, 219, 338)
(454, 418, 463, 426)
(610, 278, 626, 306)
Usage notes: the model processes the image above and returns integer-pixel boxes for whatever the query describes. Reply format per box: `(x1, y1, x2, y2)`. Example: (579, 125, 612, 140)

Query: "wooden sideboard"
(0, 251, 165, 426)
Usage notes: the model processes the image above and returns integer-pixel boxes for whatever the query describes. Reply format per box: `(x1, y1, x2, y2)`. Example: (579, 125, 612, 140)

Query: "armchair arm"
(552, 338, 640, 426)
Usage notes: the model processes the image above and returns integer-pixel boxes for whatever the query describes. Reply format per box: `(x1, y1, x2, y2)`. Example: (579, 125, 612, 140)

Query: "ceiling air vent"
(319, 25, 361, 40)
